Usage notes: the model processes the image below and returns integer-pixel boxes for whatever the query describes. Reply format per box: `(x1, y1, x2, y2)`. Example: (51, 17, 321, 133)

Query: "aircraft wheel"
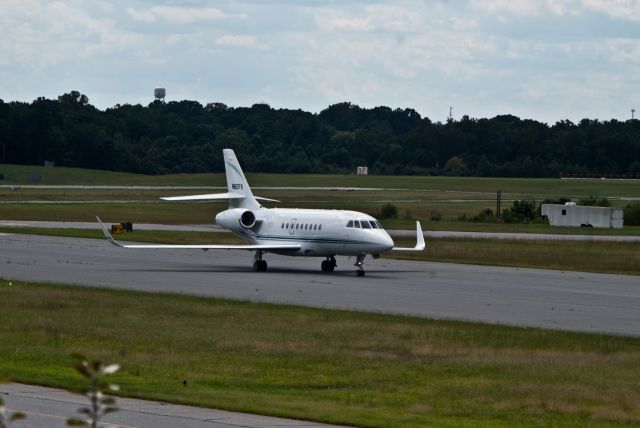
(356, 270, 365, 277)
(259, 260, 268, 272)
(254, 261, 261, 272)
(321, 260, 328, 272)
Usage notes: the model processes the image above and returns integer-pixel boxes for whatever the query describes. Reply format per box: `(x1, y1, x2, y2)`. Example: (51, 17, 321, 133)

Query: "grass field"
(2, 163, 639, 234)
(1, 281, 639, 428)
(1, 198, 640, 235)
(2, 163, 640, 198)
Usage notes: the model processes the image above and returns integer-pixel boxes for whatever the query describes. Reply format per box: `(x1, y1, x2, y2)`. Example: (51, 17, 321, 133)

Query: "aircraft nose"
(381, 231, 394, 251)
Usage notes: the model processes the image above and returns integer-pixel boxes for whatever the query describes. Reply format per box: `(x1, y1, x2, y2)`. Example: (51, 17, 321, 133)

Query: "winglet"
(415, 221, 425, 250)
(391, 221, 426, 251)
(96, 216, 125, 248)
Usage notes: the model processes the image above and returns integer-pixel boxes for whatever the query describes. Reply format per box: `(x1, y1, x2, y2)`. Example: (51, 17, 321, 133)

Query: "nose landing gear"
(321, 256, 337, 272)
(354, 254, 366, 277)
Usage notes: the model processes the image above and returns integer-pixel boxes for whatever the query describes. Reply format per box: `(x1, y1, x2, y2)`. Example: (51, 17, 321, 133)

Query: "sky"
(1, 0, 639, 123)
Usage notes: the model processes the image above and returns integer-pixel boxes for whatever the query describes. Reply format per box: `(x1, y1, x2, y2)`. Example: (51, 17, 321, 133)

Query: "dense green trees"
(0, 91, 639, 177)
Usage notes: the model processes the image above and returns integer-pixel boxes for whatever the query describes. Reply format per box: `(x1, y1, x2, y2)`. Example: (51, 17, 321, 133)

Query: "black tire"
(260, 260, 268, 272)
(253, 261, 261, 272)
(356, 270, 365, 277)
(321, 260, 328, 272)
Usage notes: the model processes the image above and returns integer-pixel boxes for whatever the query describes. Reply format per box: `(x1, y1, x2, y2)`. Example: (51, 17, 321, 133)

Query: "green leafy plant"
(379, 203, 398, 219)
(67, 354, 120, 428)
(578, 195, 611, 207)
(624, 203, 640, 226)
(0, 397, 25, 428)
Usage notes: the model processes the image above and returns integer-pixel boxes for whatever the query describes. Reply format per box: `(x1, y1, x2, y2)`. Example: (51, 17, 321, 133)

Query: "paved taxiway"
(2, 233, 639, 336)
(0, 383, 345, 428)
(3, 220, 640, 241)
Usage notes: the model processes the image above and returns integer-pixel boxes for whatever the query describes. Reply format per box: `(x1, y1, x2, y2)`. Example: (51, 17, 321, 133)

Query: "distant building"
(356, 166, 368, 175)
(541, 203, 623, 228)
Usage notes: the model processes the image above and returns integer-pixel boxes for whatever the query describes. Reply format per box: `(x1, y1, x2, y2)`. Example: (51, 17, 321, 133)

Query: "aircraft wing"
(391, 221, 426, 251)
(96, 217, 299, 251)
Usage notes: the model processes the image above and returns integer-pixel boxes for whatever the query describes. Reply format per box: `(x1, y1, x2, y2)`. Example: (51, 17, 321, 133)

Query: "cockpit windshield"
(346, 219, 384, 229)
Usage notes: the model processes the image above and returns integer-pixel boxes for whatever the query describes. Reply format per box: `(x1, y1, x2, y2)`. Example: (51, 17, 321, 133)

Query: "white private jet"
(97, 149, 424, 276)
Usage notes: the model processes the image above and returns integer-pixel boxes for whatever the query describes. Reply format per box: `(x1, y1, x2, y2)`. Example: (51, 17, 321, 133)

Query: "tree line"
(1, 91, 639, 177)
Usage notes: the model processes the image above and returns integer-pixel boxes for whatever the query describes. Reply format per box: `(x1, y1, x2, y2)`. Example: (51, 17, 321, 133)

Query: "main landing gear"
(253, 250, 267, 272)
(355, 254, 366, 277)
(321, 256, 337, 272)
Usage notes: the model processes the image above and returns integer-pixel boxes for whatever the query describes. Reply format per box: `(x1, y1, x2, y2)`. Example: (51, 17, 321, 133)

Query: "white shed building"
(541, 203, 624, 229)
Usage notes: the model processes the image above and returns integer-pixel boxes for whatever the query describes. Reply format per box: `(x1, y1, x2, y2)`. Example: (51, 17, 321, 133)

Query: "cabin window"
(319, 225, 322, 230)
(305, 224, 308, 230)
(354, 221, 361, 228)
(285, 223, 289, 229)
(361, 220, 372, 229)
(296, 224, 299, 229)
(562, 209, 567, 215)
(369, 221, 379, 229)
(346, 220, 353, 227)
(281, 223, 284, 229)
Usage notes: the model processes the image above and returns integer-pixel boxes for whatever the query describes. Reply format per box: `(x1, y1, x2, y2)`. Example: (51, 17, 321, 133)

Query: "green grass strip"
(1, 280, 640, 427)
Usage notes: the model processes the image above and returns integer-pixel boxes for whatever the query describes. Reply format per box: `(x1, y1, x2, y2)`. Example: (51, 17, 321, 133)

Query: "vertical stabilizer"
(223, 149, 259, 209)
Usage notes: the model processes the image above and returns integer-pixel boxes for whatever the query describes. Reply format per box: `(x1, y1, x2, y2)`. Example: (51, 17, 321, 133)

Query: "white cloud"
(128, 5, 226, 24)
(450, 17, 478, 31)
(126, 7, 156, 23)
(470, 0, 578, 16)
(590, 38, 640, 63)
(216, 34, 258, 47)
(582, 0, 640, 21)
(471, 0, 640, 20)
(0, 0, 145, 67)
(312, 5, 421, 32)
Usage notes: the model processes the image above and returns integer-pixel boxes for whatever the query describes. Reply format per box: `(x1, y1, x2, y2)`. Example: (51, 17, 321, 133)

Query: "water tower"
(154, 87, 166, 103)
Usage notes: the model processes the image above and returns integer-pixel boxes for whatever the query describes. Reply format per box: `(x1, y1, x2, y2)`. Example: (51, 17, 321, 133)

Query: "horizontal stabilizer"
(161, 193, 280, 203)
(161, 192, 243, 201)
(96, 217, 298, 251)
(391, 221, 425, 251)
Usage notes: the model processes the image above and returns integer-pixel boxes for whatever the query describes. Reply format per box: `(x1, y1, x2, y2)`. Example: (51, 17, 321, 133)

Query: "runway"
(0, 383, 344, 428)
(2, 233, 640, 336)
(3, 220, 640, 241)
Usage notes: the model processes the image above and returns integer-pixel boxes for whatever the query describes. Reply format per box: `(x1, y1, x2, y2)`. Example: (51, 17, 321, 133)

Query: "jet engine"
(239, 210, 256, 229)
(215, 208, 262, 231)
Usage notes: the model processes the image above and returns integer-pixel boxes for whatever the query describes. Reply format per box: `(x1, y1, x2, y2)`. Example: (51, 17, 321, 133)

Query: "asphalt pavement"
(0, 383, 346, 428)
(1, 233, 639, 336)
(2, 220, 639, 241)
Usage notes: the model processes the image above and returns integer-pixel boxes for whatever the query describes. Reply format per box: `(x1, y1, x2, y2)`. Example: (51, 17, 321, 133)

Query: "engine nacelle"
(215, 208, 262, 231)
(239, 210, 256, 229)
